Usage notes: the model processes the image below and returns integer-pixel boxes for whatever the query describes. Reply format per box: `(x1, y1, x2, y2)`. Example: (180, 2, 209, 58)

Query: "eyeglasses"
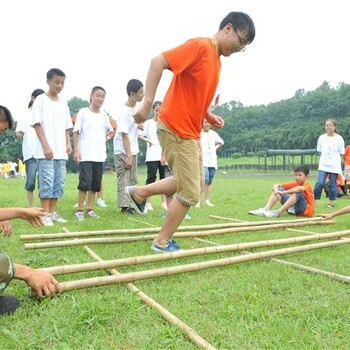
(232, 25, 247, 51)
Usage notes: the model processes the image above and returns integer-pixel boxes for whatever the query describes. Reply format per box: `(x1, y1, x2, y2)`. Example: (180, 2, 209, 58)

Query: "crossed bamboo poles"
(22, 216, 350, 349)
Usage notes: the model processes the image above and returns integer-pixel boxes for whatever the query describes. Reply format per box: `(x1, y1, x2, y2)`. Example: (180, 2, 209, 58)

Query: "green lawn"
(1, 170, 350, 349)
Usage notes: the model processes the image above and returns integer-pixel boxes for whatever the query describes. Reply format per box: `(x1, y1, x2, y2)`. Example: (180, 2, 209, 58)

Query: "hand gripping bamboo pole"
(20, 217, 326, 241)
(59, 238, 350, 292)
(42, 229, 350, 276)
(83, 245, 217, 350)
(23, 220, 333, 250)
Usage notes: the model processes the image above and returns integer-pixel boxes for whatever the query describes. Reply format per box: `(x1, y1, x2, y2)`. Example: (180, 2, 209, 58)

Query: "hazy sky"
(1, 0, 349, 120)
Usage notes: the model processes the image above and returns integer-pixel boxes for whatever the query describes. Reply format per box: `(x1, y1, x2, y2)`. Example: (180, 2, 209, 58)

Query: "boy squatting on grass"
(0, 207, 62, 317)
(249, 165, 315, 218)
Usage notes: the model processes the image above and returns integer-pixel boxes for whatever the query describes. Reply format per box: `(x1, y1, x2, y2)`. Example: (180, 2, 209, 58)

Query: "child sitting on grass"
(249, 165, 315, 218)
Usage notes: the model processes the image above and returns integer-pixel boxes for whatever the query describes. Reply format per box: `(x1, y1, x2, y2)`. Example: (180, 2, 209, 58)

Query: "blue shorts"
(278, 186, 307, 215)
(38, 159, 66, 198)
(24, 157, 38, 191)
(204, 167, 216, 185)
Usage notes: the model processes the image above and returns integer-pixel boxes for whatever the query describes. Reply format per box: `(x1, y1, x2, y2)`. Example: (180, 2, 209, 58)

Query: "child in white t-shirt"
(73, 86, 114, 221)
(113, 79, 144, 214)
(199, 119, 224, 207)
(32, 68, 73, 226)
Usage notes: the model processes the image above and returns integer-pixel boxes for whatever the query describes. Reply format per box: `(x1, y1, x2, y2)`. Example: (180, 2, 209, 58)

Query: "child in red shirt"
(249, 165, 315, 218)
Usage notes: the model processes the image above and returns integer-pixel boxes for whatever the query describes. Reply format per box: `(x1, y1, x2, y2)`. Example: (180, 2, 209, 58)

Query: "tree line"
(1, 81, 349, 172)
(214, 81, 350, 156)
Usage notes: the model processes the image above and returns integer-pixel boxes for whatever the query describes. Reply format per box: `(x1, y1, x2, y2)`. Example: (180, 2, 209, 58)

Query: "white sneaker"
(42, 214, 54, 227)
(204, 200, 215, 207)
(146, 203, 154, 211)
(74, 211, 85, 221)
(160, 202, 168, 211)
(96, 198, 108, 208)
(262, 210, 280, 218)
(50, 212, 67, 223)
(249, 208, 267, 216)
(287, 207, 296, 214)
(86, 210, 100, 219)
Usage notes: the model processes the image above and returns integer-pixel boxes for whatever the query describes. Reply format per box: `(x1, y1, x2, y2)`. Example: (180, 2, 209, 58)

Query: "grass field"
(1, 169, 350, 349)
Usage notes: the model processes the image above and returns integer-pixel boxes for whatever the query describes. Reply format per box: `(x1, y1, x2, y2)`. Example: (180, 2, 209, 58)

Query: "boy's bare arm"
(122, 133, 133, 168)
(34, 124, 52, 158)
(279, 185, 305, 194)
(133, 54, 169, 123)
(73, 132, 80, 162)
(318, 205, 350, 219)
(66, 129, 72, 155)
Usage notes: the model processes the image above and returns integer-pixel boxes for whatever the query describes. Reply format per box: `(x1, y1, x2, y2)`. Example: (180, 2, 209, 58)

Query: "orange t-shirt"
(160, 37, 221, 140)
(344, 145, 350, 166)
(280, 181, 315, 217)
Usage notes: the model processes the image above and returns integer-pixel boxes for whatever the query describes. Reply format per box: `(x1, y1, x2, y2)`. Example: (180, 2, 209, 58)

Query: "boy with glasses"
(125, 12, 255, 252)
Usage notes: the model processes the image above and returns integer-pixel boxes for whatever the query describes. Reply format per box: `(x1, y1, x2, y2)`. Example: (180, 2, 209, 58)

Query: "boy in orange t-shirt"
(125, 12, 256, 252)
(249, 165, 315, 218)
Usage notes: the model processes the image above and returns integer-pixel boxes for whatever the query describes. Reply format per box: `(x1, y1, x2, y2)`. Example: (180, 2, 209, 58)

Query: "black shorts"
(78, 161, 103, 192)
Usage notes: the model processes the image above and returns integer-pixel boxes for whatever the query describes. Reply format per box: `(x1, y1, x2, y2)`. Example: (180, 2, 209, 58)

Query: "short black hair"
(152, 101, 162, 109)
(91, 86, 106, 95)
(126, 79, 143, 96)
(219, 12, 255, 45)
(294, 165, 309, 176)
(0, 105, 14, 130)
(47, 68, 65, 80)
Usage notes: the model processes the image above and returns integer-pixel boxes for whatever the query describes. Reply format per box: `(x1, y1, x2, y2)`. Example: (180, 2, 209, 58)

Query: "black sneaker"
(125, 186, 147, 215)
(121, 207, 135, 215)
(0, 295, 21, 316)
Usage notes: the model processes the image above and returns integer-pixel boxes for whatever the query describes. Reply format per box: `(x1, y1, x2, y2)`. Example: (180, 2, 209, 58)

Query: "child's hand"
(0, 220, 13, 237)
(206, 114, 225, 129)
(317, 213, 333, 220)
(19, 208, 46, 227)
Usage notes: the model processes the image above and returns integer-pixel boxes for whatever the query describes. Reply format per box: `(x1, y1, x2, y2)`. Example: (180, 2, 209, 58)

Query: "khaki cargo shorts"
(157, 121, 203, 206)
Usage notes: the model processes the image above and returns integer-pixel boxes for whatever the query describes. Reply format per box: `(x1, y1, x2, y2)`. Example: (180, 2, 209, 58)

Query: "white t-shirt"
(200, 129, 224, 169)
(15, 108, 38, 162)
(73, 107, 113, 162)
(141, 119, 162, 162)
(31, 94, 73, 160)
(113, 105, 139, 156)
(317, 133, 345, 174)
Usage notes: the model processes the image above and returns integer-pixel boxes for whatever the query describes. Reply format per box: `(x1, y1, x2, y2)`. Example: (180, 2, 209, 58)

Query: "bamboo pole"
(41, 229, 350, 275)
(24, 220, 334, 250)
(198, 222, 350, 285)
(58, 238, 350, 292)
(83, 246, 216, 349)
(20, 217, 327, 241)
(269, 258, 350, 283)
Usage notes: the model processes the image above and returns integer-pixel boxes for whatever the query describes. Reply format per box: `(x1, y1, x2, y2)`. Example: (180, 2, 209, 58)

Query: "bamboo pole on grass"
(20, 217, 327, 241)
(83, 244, 217, 350)
(24, 220, 333, 250)
(42, 229, 350, 275)
(57, 238, 350, 292)
(199, 222, 350, 284)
